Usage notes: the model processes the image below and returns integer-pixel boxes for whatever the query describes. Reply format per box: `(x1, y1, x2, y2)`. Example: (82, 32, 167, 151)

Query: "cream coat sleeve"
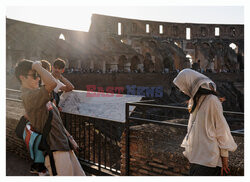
(208, 96, 237, 153)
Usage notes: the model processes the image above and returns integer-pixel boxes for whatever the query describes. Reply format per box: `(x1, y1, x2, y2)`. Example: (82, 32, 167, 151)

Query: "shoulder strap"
(38, 110, 57, 176)
(52, 90, 60, 107)
(42, 110, 53, 140)
(186, 95, 207, 140)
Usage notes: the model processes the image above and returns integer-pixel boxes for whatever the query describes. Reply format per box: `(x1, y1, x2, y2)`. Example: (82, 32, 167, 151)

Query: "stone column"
(90, 59, 94, 71)
(102, 61, 106, 73)
(77, 60, 81, 69)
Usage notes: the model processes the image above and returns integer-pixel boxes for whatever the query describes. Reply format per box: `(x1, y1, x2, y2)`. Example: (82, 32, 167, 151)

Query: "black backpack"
(15, 111, 57, 176)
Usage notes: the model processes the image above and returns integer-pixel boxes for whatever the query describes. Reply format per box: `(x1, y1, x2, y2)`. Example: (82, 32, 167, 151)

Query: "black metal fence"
(6, 88, 244, 176)
(60, 112, 124, 176)
(124, 100, 244, 175)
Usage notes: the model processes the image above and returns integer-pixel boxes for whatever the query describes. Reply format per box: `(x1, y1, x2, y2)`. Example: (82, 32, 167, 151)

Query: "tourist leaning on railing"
(15, 59, 85, 176)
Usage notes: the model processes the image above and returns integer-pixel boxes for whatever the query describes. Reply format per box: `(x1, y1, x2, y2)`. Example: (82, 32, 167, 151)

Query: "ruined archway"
(224, 43, 238, 72)
(163, 56, 174, 73)
(118, 55, 127, 72)
(186, 54, 193, 68)
(229, 43, 238, 54)
(59, 33, 65, 40)
(131, 55, 141, 72)
(144, 52, 155, 72)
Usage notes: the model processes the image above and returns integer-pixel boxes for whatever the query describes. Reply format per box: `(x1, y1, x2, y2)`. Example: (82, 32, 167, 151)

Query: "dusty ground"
(6, 151, 35, 176)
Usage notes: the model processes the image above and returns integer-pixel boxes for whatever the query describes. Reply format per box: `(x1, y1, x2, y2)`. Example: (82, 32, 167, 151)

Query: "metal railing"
(7, 88, 244, 176)
(6, 88, 124, 176)
(124, 100, 244, 175)
(60, 112, 124, 175)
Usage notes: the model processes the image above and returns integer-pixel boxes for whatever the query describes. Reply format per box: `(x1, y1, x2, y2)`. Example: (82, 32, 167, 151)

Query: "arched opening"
(118, 55, 127, 72)
(149, 40, 157, 48)
(131, 55, 141, 72)
(144, 52, 154, 72)
(59, 33, 65, 40)
(163, 57, 174, 73)
(202, 42, 210, 48)
(229, 43, 238, 54)
(174, 42, 179, 47)
(186, 54, 193, 68)
(186, 54, 193, 64)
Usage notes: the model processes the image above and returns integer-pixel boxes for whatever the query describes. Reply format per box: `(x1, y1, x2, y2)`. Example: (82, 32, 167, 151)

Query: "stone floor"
(6, 151, 91, 176)
(6, 151, 36, 176)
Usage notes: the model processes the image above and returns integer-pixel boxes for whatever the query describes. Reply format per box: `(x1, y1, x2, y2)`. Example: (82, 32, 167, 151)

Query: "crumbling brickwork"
(6, 14, 244, 75)
(120, 123, 244, 176)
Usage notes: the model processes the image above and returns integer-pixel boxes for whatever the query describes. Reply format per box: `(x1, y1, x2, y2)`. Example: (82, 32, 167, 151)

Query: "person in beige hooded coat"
(173, 68, 237, 176)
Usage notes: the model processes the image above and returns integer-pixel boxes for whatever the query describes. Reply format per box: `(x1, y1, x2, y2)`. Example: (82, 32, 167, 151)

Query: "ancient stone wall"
(7, 15, 244, 75)
(90, 14, 244, 40)
(120, 123, 244, 176)
(6, 100, 30, 160)
(7, 72, 244, 112)
(6, 18, 90, 72)
(89, 14, 244, 72)
(6, 99, 244, 176)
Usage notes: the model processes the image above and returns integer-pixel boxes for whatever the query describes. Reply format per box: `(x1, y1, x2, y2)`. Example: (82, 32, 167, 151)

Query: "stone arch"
(131, 55, 141, 72)
(118, 55, 127, 72)
(106, 56, 117, 72)
(174, 41, 181, 48)
(213, 42, 225, 71)
(68, 59, 78, 69)
(229, 42, 238, 54)
(79, 56, 91, 71)
(224, 42, 239, 72)
(144, 52, 155, 72)
(202, 42, 210, 48)
(149, 40, 157, 48)
(59, 33, 66, 40)
(195, 42, 213, 70)
(163, 56, 174, 72)
(186, 54, 193, 68)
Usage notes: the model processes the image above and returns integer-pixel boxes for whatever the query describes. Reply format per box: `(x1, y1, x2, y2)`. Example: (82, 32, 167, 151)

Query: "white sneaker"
(38, 170, 49, 176)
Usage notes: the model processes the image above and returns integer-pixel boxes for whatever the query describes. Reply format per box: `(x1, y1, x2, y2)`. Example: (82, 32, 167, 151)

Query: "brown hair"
(14, 59, 33, 82)
(53, 58, 66, 69)
(41, 60, 51, 72)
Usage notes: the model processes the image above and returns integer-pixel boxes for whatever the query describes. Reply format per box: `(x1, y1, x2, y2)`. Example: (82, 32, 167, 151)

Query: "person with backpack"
(173, 68, 237, 176)
(15, 114, 49, 175)
(15, 59, 85, 176)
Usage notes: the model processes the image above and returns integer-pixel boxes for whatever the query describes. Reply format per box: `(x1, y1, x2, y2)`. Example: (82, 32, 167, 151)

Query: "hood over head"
(173, 68, 216, 99)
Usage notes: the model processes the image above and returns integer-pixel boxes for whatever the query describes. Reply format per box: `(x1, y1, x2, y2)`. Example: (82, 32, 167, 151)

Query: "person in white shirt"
(50, 58, 74, 108)
(173, 68, 237, 176)
(51, 58, 74, 92)
(41, 59, 72, 93)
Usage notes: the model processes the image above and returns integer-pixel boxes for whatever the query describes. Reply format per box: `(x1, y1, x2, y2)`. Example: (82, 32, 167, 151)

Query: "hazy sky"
(6, 6, 244, 32)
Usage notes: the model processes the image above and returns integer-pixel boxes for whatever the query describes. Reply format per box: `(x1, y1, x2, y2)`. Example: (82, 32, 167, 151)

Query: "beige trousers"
(45, 150, 86, 176)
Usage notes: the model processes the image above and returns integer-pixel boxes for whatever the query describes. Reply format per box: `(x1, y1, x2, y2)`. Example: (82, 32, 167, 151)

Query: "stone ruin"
(6, 14, 244, 74)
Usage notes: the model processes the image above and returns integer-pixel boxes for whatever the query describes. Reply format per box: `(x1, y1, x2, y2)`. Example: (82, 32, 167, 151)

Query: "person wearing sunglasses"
(15, 59, 85, 176)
